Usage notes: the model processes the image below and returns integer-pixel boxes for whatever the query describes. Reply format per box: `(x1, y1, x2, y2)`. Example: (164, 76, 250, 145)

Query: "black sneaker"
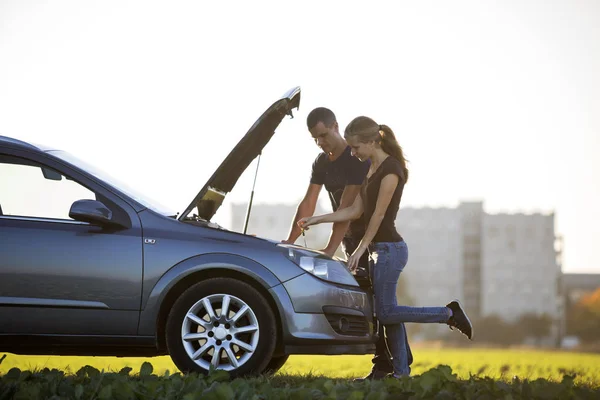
(353, 369, 389, 382)
(446, 299, 473, 340)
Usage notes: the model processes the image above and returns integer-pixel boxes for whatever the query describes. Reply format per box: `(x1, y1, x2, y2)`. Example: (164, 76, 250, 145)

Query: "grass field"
(2, 348, 599, 386)
(2, 349, 600, 399)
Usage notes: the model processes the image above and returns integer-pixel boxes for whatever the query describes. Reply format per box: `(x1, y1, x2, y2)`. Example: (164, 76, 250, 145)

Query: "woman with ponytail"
(299, 116, 473, 378)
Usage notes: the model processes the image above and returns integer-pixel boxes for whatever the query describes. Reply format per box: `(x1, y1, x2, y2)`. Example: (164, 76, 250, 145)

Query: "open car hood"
(178, 86, 301, 222)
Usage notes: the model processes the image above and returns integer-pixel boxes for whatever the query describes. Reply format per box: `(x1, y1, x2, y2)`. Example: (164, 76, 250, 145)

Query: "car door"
(0, 149, 143, 335)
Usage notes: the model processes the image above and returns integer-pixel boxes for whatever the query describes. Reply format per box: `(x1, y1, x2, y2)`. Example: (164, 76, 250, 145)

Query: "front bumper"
(269, 273, 376, 355)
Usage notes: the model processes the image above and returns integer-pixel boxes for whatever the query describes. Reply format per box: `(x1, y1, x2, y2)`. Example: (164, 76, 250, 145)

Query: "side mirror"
(69, 199, 116, 226)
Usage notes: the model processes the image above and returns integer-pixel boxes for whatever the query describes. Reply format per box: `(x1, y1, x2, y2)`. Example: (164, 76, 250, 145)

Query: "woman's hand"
(297, 216, 318, 230)
(347, 246, 367, 272)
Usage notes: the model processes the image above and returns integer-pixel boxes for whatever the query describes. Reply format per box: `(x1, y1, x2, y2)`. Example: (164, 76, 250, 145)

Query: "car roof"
(0, 135, 52, 152)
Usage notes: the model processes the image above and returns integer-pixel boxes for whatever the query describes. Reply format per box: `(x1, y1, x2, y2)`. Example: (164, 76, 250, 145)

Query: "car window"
(49, 150, 177, 217)
(0, 155, 96, 220)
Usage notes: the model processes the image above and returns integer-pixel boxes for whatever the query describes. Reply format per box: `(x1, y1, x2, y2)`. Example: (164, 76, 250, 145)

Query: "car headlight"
(279, 245, 359, 287)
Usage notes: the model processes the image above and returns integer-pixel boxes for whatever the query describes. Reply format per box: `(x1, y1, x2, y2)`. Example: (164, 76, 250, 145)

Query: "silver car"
(0, 87, 376, 377)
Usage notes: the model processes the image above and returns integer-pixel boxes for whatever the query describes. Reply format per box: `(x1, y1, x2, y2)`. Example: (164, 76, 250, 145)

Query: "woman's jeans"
(369, 241, 450, 376)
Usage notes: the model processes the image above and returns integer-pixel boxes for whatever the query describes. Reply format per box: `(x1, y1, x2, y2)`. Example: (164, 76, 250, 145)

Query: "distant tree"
(516, 313, 553, 345)
(475, 314, 525, 346)
(567, 287, 600, 343)
(579, 287, 600, 316)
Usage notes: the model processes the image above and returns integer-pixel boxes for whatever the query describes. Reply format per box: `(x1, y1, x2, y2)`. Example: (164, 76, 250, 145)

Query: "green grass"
(2, 350, 600, 399)
(2, 348, 599, 386)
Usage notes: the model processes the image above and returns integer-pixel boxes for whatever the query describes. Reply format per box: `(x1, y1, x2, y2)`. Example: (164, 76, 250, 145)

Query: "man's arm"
(282, 183, 322, 244)
(321, 184, 362, 256)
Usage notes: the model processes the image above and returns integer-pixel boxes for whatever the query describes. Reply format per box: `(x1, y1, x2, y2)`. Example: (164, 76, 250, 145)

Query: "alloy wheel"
(181, 293, 260, 371)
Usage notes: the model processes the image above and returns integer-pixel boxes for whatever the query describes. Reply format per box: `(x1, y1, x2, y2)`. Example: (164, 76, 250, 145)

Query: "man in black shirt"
(282, 107, 395, 380)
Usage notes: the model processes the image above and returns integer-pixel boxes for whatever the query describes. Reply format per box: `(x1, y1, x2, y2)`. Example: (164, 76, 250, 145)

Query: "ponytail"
(379, 124, 409, 183)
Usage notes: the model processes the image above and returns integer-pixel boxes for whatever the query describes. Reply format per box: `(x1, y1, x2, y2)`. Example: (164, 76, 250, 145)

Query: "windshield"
(49, 150, 177, 217)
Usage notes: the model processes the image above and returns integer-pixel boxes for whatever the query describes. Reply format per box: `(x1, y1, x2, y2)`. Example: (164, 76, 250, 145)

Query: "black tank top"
(361, 156, 405, 243)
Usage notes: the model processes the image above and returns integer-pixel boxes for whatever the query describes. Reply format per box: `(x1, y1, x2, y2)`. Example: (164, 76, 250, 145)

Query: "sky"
(0, 0, 598, 273)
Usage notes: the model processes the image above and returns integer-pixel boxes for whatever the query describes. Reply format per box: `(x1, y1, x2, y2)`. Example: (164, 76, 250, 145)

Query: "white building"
(481, 212, 559, 321)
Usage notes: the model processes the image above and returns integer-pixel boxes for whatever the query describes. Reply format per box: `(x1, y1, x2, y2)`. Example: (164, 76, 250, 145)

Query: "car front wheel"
(165, 277, 277, 378)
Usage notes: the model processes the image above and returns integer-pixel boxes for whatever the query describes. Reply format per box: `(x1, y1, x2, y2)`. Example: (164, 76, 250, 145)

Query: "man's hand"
(347, 246, 367, 272)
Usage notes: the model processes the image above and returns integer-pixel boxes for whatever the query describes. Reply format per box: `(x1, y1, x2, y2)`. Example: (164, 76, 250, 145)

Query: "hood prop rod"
(243, 151, 262, 235)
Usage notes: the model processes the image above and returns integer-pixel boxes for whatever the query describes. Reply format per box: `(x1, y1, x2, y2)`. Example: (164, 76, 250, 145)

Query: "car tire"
(263, 354, 290, 375)
(165, 277, 277, 378)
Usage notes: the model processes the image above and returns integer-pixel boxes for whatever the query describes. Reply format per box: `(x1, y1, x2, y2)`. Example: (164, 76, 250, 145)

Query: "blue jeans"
(369, 241, 451, 376)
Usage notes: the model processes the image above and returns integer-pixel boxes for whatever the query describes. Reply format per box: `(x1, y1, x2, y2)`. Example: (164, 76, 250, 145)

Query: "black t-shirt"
(361, 156, 405, 243)
(310, 146, 370, 239)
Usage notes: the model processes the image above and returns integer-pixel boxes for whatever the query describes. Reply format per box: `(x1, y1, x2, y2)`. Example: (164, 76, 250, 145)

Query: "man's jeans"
(342, 237, 393, 373)
(369, 241, 450, 376)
